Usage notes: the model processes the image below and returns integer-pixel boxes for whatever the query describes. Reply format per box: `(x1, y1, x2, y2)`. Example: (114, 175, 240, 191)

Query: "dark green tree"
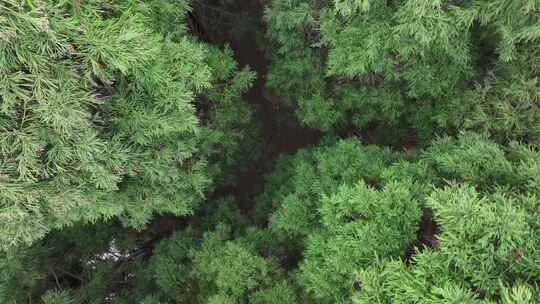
(265, 0, 540, 145)
(2, 0, 540, 303)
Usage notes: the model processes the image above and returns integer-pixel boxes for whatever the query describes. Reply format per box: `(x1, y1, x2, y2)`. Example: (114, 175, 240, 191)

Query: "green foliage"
(298, 181, 421, 302)
(427, 185, 530, 295)
(249, 280, 298, 304)
(354, 185, 539, 303)
(146, 231, 198, 302)
(198, 45, 260, 185)
(436, 74, 540, 143)
(255, 133, 540, 302)
(423, 133, 516, 189)
(191, 225, 272, 300)
(258, 139, 395, 237)
(265, 0, 540, 145)
(0, 0, 190, 246)
(0, 0, 258, 248)
(3, 0, 540, 303)
(41, 290, 75, 304)
(137, 224, 294, 303)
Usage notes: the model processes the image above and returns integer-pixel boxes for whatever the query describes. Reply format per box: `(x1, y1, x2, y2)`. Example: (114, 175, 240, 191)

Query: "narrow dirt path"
(195, 0, 321, 207)
(143, 1, 320, 246)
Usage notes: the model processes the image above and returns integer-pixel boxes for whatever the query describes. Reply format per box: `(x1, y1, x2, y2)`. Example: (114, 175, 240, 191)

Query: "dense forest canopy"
(0, 0, 539, 303)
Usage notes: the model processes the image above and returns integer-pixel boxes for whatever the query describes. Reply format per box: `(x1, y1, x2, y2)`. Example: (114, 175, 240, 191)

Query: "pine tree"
(2, 0, 540, 303)
(0, 0, 259, 247)
(265, 0, 540, 144)
(1, 0, 259, 301)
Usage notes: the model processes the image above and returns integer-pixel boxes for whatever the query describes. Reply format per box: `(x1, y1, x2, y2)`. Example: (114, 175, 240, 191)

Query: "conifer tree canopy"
(1, 0, 539, 303)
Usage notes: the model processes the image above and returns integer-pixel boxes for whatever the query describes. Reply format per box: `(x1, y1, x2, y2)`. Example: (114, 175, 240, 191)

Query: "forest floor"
(147, 0, 437, 260)
(195, 0, 321, 208)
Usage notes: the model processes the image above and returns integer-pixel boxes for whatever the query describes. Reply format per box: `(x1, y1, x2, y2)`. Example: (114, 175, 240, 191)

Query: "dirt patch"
(404, 209, 440, 263)
(192, 0, 321, 208)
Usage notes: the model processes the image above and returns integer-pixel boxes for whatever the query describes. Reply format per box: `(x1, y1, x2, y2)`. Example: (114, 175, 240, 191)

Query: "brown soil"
(404, 209, 440, 263)
(193, 0, 321, 207)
